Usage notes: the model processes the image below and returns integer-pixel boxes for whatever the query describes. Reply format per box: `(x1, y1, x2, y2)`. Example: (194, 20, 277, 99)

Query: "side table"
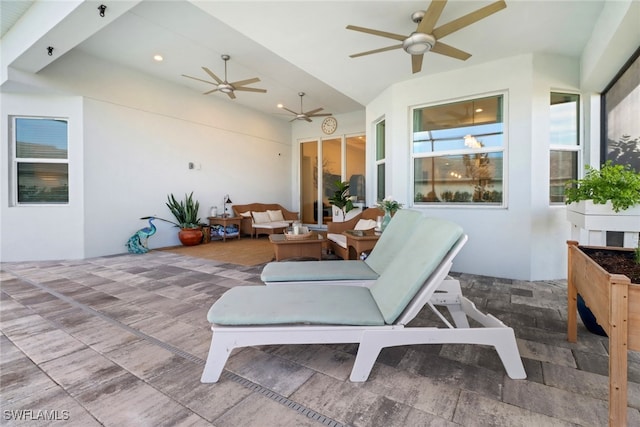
(208, 216, 242, 242)
(343, 230, 380, 260)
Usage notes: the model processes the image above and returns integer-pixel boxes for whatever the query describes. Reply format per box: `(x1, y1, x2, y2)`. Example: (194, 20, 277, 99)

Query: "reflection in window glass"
(346, 136, 366, 203)
(13, 117, 69, 204)
(376, 119, 386, 200)
(550, 150, 577, 203)
(549, 92, 580, 204)
(412, 95, 504, 205)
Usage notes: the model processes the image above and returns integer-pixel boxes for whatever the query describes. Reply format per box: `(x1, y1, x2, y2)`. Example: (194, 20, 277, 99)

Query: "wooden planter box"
(567, 241, 640, 426)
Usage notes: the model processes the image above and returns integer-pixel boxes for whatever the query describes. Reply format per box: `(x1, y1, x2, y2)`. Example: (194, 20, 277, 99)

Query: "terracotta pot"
(178, 228, 203, 246)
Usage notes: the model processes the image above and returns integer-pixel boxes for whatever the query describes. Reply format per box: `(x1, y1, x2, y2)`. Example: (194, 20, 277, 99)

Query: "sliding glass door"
(300, 134, 365, 225)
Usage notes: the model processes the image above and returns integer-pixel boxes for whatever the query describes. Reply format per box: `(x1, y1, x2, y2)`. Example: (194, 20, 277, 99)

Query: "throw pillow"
(252, 211, 271, 224)
(240, 211, 252, 218)
(267, 209, 285, 222)
(354, 219, 377, 230)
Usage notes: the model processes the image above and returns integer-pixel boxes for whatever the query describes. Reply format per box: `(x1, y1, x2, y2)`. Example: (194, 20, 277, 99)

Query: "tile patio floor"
(1, 251, 639, 426)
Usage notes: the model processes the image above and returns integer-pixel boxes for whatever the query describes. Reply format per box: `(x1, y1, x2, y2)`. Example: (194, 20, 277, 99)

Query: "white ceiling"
(2, 0, 607, 120)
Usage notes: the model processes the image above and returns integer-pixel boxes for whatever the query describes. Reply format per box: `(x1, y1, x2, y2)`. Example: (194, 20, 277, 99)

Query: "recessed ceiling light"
(475, 108, 483, 113)
(153, 54, 164, 62)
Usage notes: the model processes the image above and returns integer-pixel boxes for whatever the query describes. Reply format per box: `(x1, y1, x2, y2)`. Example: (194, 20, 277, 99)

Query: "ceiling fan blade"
(350, 44, 403, 58)
(416, 0, 447, 34)
(346, 25, 407, 42)
(203, 88, 220, 95)
(229, 77, 261, 87)
(226, 91, 236, 100)
(281, 106, 299, 116)
(202, 67, 224, 85)
(411, 54, 424, 74)
(234, 87, 267, 93)
(304, 117, 312, 123)
(308, 113, 332, 118)
(182, 74, 217, 86)
(432, 0, 506, 39)
(430, 41, 471, 60)
(303, 107, 324, 116)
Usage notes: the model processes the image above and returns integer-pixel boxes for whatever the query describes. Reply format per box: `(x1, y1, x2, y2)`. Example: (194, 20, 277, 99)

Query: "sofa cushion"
(252, 221, 289, 229)
(354, 219, 377, 230)
(327, 233, 347, 248)
(267, 209, 285, 222)
(239, 211, 252, 218)
(252, 211, 271, 224)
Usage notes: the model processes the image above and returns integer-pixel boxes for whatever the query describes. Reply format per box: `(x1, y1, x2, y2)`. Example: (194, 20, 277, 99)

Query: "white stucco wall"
(366, 54, 582, 281)
(0, 94, 85, 262)
(1, 51, 293, 261)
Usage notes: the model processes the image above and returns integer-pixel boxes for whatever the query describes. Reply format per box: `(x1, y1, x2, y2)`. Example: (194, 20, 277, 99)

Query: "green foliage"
(328, 181, 354, 220)
(565, 161, 640, 213)
(635, 244, 640, 265)
(166, 192, 201, 228)
(377, 196, 403, 214)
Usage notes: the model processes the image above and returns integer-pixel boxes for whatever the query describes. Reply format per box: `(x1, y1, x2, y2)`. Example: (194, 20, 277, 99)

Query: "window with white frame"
(11, 116, 69, 204)
(412, 95, 505, 205)
(375, 119, 386, 201)
(549, 92, 580, 204)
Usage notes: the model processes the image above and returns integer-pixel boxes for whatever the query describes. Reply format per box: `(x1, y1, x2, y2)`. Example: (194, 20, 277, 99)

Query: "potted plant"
(328, 180, 354, 221)
(565, 161, 640, 247)
(377, 196, 403, 231)
(166, 192, 203, 246)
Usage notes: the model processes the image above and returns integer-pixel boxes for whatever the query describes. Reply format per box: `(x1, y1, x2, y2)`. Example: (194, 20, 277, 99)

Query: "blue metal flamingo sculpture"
(126, 216, 158, 254)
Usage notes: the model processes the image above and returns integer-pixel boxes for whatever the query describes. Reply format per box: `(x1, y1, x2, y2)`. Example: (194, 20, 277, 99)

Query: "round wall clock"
(321, 116, 338, 135)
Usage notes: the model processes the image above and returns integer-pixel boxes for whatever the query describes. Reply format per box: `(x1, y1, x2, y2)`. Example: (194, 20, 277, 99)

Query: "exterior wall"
(366, 54, 580, 281)
(0, 94, 85, 262)
(1, 51, 292, 261)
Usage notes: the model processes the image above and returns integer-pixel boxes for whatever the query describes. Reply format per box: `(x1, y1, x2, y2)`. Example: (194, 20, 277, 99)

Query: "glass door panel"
(300, 141, 318, 224)
(322, 138, 342, 224)
(346, 136, 366, 203)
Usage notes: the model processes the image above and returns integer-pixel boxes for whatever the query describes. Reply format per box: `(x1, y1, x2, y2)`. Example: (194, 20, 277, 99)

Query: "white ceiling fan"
(277, 92, 332, 122)
(182, 54, 266, 99)
(347, 0, 507, 74)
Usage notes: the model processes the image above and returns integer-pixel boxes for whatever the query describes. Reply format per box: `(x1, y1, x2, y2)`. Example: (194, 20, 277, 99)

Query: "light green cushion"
(365, 210, 423, 274)
(370, 217, 463, 324)
(208, 285, 385, 326)
(261, 260, 379, 282)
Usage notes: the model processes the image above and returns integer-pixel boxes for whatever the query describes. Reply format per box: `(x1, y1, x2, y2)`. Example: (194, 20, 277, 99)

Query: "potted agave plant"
(166, 192, 203, 246)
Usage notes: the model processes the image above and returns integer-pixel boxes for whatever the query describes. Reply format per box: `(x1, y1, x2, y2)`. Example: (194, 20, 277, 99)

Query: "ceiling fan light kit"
(403, 33, 435, 55)
(347, 0, 507, 74)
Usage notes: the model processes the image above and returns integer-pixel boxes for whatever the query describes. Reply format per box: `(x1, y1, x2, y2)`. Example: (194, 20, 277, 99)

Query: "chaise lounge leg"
(350, 332, 386, 382)
(200, 331, 233, 383)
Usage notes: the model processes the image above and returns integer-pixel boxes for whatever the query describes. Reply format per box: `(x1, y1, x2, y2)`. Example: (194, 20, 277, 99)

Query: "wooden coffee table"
(269, 233, 324, 261)
(343, 230, 380, 260)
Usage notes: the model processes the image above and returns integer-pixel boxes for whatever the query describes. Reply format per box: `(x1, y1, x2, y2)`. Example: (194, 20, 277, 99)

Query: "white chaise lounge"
(260, 209, 423, 286)
(201, 215, 527, 383)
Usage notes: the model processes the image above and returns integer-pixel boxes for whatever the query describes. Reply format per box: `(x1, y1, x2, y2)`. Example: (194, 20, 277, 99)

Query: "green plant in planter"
(166, 192, 201, 229)
(328, 180, 354, 220)
(564, 161, 640, 213)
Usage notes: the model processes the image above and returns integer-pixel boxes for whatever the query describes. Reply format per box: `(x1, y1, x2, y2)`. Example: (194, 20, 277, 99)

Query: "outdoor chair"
(201, 215, 526, 383)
